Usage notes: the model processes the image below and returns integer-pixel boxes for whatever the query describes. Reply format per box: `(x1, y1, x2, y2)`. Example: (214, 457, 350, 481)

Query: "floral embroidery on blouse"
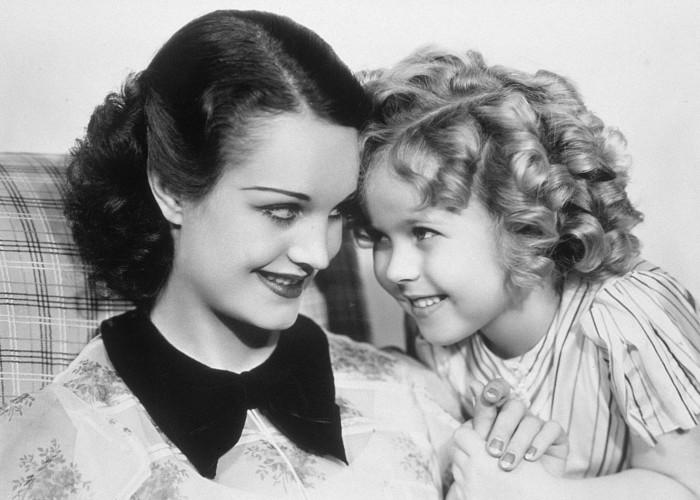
(11, 439, 92, 499)
(130, 460, 189, 500)
(62, 359, 130, 405)
(0, 393, 35, 421)
(393, 434, 432, 484)
(336, 396, 364, 420)
(244, 440, 326, 489)
(328, 336, 397, 381)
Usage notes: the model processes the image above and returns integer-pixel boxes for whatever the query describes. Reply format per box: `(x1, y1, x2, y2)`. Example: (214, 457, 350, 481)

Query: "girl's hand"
(446, 423, 562, 500)
(446, 379, 569, 500)
(464, 378, 568, 475)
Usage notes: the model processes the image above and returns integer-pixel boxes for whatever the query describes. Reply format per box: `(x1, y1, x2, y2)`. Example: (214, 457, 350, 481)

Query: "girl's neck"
(148, 290, 280, 373)
(480, 282, 560, 359)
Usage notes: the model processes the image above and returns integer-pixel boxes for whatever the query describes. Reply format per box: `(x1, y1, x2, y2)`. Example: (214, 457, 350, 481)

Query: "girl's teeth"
(413, 296, 442, 308)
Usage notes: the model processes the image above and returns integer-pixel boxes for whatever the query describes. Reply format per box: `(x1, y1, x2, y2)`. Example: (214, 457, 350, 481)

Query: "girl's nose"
(382, 243, 420, 284)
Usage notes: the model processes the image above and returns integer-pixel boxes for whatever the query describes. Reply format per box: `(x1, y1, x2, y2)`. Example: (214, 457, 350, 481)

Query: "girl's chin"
(416, 323, 476, 347)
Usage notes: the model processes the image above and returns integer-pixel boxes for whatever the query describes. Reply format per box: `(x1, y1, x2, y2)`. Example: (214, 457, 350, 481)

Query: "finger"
(485, 398, 527, 458)
(469, 378, 510, 439)
(452, 422, 485, 457)
(496, 415, 543, 471)
(523, 420, 569, 462)
(481, 378, 510, 406)
(449, 447, 471, 500)
(451, 447, 471, 479)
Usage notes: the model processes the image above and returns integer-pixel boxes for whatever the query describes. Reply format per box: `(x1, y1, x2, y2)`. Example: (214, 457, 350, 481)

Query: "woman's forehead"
(216, 112, 360, 200)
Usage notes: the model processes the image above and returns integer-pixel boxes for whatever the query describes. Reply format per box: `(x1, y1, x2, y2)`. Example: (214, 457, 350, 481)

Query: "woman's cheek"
(326, 221, 344, 260)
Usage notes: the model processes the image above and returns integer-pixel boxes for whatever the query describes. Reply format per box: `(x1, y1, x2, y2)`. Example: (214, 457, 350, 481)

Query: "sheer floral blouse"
(0, 314, 460, 499)
(418, 261, 700, 478)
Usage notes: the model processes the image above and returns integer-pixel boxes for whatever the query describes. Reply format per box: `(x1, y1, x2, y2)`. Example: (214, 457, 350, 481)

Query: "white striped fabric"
(416, 261, 700, 478)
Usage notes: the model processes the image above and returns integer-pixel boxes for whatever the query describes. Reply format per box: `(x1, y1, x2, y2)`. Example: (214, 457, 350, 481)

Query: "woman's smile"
(256, 270, 309, 299)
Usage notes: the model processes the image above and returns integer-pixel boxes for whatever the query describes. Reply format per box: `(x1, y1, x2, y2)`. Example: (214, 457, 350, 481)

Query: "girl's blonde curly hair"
(359, 48, 643, 290)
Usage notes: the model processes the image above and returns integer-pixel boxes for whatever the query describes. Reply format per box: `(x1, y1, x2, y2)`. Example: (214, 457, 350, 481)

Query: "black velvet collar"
(101, 309, 346, 478)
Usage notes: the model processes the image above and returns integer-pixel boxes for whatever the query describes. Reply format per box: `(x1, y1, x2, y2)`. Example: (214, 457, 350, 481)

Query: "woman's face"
(163, 112, 359, 332)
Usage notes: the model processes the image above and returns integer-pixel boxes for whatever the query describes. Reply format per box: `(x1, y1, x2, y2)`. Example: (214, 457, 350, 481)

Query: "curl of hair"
(65, 10, 370, 307)
(360, 48, 643, 290)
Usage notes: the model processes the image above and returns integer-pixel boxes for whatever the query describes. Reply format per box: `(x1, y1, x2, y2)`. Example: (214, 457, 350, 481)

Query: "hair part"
(359, 48, 643, 290)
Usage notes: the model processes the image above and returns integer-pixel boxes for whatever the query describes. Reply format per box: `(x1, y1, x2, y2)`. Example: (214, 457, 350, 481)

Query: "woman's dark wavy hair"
(359, 48, 643, 290)
(64, 10, 371, 307)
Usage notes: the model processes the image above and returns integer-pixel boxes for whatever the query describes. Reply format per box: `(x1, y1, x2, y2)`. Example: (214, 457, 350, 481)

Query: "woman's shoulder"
(325, 329, 462, 420)
(326, 330, 402, 381)
(0, 337, 153, 499)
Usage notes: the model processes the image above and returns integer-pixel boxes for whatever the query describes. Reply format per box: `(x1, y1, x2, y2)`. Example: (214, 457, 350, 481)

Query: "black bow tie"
(101, 310, 346, 479)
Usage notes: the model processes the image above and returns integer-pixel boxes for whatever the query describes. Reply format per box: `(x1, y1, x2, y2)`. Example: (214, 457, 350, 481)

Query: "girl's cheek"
(372, 251, 391, 289)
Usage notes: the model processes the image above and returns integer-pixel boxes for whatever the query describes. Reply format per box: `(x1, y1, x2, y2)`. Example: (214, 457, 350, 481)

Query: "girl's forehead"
(364, 166, 423, 211)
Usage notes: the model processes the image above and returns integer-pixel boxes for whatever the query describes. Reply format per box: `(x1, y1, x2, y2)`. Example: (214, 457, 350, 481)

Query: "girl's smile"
(402, 293, 448, 317)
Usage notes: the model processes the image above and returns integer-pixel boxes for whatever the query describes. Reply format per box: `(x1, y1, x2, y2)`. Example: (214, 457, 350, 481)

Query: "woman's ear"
(148, 168, 183, 226)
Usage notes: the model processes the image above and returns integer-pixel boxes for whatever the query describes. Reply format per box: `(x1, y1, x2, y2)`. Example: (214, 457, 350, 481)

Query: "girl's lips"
(256, 271, 307, 299)
(404, 294, 447, 318)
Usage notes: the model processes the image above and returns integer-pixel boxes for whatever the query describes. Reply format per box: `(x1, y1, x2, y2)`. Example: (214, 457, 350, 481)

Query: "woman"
(0, 11, 558, 499)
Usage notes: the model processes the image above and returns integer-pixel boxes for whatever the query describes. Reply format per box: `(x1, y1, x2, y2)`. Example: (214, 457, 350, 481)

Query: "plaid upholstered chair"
(0, 152, 369, 404)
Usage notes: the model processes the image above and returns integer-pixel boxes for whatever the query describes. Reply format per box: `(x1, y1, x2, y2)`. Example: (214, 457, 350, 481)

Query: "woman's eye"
(330, 197, 359, 223)
(414, 227, 438, 241)
(262, 206, 299, 224)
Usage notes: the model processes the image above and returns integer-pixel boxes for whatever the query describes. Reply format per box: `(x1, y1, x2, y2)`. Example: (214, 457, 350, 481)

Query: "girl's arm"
(553, 426, 700, 499)
(450, 423, 700, 500)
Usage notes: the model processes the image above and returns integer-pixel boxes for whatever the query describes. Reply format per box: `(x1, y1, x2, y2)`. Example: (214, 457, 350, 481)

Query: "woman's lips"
(256, 271, 307, 299)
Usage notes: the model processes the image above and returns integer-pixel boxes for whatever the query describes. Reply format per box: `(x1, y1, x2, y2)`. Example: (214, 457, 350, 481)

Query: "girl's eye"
(414, 227, 439, 241)
(262, 206, 299, 225)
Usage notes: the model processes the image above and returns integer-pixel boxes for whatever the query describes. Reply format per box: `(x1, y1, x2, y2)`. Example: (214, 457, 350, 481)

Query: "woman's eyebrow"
(241, 186, 310, 201)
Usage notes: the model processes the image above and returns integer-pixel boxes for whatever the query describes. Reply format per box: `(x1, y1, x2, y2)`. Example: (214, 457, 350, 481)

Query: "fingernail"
(525, 446, 537, 460)
(485, 387, 500, 401)
(500, 452, 516, 469)
(487, 438, 504, 456)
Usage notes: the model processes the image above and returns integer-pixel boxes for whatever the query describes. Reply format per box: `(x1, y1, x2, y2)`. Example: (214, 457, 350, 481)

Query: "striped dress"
(416, 261, 700, 478)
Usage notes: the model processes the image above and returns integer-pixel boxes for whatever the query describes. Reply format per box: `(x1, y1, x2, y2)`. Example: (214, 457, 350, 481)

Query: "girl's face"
(363, 166, 516, 347)
(162, 112, 359, 332)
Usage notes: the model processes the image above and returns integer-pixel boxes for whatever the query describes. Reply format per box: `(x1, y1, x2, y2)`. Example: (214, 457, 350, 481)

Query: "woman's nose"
(287, 218, 336, 272)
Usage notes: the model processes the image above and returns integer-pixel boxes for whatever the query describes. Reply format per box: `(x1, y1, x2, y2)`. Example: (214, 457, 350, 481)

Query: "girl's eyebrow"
(241, 186, 310, 201)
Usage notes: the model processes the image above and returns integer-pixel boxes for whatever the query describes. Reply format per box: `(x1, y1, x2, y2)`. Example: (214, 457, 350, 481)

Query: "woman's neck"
(480, 282, 560, 359)
(148, 290, 280, 373)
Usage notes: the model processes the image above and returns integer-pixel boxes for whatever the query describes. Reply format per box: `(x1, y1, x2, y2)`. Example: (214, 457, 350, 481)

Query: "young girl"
(358, 48, 700, 498)
(0, 12, 559, 499)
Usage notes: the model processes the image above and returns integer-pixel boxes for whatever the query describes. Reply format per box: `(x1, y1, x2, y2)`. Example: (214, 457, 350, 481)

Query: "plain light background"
(2, 0, 699, 347)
